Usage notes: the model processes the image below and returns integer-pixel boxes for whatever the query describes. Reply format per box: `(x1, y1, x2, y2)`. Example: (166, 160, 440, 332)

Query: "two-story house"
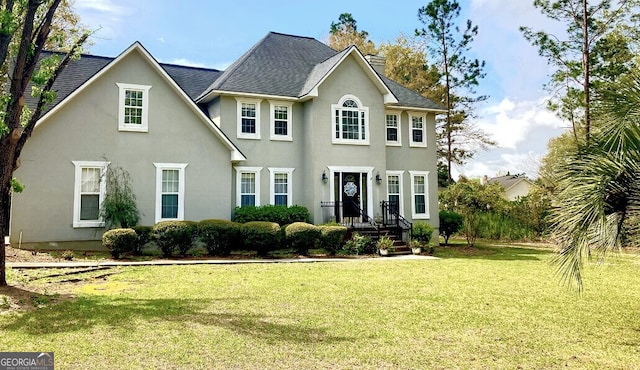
(9, 32, 444, 249)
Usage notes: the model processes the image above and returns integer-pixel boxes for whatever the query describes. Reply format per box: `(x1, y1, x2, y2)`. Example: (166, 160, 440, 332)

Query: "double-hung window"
(72, 161, 109, 228)
(385, 113, 401, 146)
(410, 114, 427, 147)
(270, 102, 293, 141)
(154, 163, 187, 223)
(331, 95, 369, 145)
(409, 171, 430, 219)
(236, 98, 261, 139)
(268, 168, 294, 206)
(235, 167, 262, 207)
(117, 83, 151, 132)
(386, 171, 404, 215)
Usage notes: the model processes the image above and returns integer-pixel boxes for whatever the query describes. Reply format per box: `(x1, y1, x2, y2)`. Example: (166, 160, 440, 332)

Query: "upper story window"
(270, 101, 293, 141)
(385, 113, 401, 146)
(236, 98, 261, 139)
(331, 95, 369, 145)
(410, 114, 427, 147)
(117, 83, 151, 132)
(72, 160, 109, 228)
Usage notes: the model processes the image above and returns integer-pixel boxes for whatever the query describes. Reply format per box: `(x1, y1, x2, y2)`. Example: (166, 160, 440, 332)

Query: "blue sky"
(74, 0, 568, 179)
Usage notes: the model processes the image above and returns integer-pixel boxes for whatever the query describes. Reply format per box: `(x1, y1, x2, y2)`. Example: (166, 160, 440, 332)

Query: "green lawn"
(1, 244, 639, 369)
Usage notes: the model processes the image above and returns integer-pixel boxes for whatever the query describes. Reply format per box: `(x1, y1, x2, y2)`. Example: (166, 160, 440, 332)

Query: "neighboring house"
(483, 174, 534, 201)
(9, 32, 444, 249)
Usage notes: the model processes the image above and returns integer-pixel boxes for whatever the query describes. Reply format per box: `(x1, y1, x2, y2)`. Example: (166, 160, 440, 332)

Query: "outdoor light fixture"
(375, 172, 382, 185)
(322, 171, 328, 183)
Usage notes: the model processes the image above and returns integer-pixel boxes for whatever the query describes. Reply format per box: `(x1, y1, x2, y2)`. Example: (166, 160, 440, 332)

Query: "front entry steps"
(354, 226, 411, 256)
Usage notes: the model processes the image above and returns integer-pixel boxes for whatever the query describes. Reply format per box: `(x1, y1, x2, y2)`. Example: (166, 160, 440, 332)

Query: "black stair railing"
(381, 201, 412, 240)
(320, 201, 374, 228)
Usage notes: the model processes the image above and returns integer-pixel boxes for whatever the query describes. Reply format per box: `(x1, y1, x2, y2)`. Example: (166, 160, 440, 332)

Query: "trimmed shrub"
(439, 210, 463, 245)
(131, 225, 153, 255)
(233, 205, 311, 225)
(285, 222, 321, 256)
(198, 219, 241, 256)
(152, 221, 193, 257)
(102, 228, 137, 259)
(241, 221, 281, 257)
(412, 222, 435, 244)
(318, 225, 347, 255)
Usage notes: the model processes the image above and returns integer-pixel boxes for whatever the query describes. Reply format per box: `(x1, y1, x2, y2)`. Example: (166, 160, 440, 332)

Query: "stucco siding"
(11, 50, 233, 243)
(385, 111, 439, 230)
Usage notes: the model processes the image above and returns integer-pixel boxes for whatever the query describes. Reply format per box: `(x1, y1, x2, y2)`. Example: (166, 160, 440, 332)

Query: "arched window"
(331, 95, 369, 145)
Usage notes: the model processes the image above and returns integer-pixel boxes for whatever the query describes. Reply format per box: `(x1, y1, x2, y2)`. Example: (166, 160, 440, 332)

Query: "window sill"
(73, 221, 105, 228)
(119, 125, 148, 133)
(385, 142, 402, 147)
(409, 142, 427, 148)
(332, 140, 370, 146)
(412, 214, 430, 220)
(238, 134, 261, 140)
(270, 136, 293, 142)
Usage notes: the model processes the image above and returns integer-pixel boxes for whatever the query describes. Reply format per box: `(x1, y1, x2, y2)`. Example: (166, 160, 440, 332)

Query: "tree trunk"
(582, 0, 591, 145)
(0, 137, 17, 287)
(0, 185, 9, 286)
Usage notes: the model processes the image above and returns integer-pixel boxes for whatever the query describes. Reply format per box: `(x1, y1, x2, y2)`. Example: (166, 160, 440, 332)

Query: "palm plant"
(551, 69, 640, 291)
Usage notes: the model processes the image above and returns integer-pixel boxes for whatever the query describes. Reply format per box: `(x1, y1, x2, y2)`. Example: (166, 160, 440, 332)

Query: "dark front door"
(342, 172, 361, 217)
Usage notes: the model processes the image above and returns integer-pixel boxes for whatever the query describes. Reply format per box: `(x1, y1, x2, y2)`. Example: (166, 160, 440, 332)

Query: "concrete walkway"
(7, 254, 438, 269)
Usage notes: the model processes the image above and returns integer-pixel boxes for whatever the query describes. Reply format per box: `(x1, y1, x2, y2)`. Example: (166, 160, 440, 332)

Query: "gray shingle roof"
(382, 76, 445, 111)
(199, 32, 337, 99)
(488, 175, 533, 190)
(28, 51, 222, 114)
(32, 32, 443, 114)
(198, 31, 443, 111)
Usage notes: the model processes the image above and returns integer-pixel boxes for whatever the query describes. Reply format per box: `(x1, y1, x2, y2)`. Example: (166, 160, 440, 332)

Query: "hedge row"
(233, 205, 310, 225)
(102, 219, 348, 259)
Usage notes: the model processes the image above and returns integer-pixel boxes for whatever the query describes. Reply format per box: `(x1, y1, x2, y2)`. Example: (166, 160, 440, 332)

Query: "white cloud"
(75, 0, 129, 14)
(157, 37, 165, 44)
(477, 97, 563, 150)
(74, 0, 132, 39)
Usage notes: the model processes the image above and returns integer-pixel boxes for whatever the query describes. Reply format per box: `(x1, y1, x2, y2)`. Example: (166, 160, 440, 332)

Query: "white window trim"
(235, 167, 263, 207)
(72, 160, 109, 228)
(236, 98, 262, 139)
(117, 83, 151, 132)
(386, 170, 405, 217)
(409, 170, 430, 219)
(269, 101, 293, 141)
(268, 167, 294, 206)
(409, 113, 427, 148)
(331, 94, 370, 145)
(154, 163, 188, 223)
(385, 112, 402, 146)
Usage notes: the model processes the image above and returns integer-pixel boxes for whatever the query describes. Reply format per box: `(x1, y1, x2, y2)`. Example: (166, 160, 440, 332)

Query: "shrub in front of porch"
(102, 228, 137, 258)
(233, 205, 310, 225)
(318, 225, 347, 255)
(198, 219, 241, 256)
(241, 221, 281, 257)
(412, 222, 435, 244)
(285, 222, 321, 256)
(342, 233, 375, 255)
